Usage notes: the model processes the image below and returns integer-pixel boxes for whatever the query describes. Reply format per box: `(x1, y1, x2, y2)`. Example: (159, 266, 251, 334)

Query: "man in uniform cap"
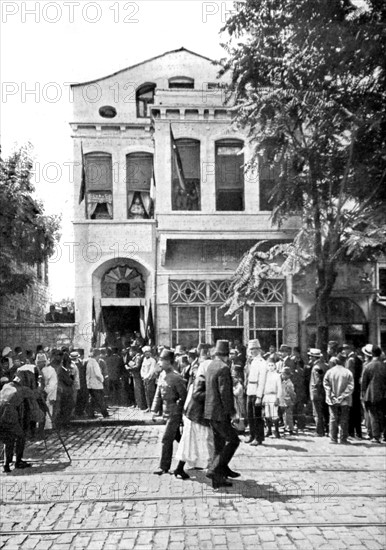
(245, 339, 267, 445)
(152, 349, 187, 475)
(196, 340, 241, 488)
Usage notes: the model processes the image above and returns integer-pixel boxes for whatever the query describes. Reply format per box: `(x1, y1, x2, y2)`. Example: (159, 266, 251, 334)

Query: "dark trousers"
(160, 412, 182, 471)
(89, 389, 108, 417)
(5, 435, 25, 465)
(329, 404, 350, 442)
(143, 379, 156, 410)
(312, 400, 329, 436)
(122, 374, 135, 406)
(108, 379, 121, 405)
(348, 395, 362, 437)
(2, 425, 25, 465)
(75, 386, 89, 416)
(293, 401, 306, 430)
(56, 389, 74, 427)
(365, 401, 384, 440)
(247, 396, 265, 442)
(209, 419, 240, 476)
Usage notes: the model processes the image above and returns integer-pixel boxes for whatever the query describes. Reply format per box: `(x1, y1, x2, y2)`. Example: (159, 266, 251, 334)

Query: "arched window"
(136, 83, 155, 118)
(168, 77, 194, 89)
(215, 139, 244, 211)
(85, 152, 113, 219)
(126, 152, 154, 219)
(171, 138, 200, 211)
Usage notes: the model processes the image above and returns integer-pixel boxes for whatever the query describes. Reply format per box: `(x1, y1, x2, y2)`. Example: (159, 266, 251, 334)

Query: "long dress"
(175, 360, 214, 469)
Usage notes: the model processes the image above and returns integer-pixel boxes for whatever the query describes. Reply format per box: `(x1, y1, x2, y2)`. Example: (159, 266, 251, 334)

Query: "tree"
(0, 144, 61, 296)
(221, 0, 386, 349)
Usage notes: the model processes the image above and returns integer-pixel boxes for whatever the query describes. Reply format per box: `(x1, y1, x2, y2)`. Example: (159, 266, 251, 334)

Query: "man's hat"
(280, 344, 292, 352)
(308, 348, 323, 358)
(230, 348, 238, 355)
(70, 351, 79, 359)
(336, 353, 347, 365)
(215, 340, 230, 356)
(188, 348, 198, 357)
(342, 343, 352, 349)
(159, 349, 175, 362)
(142, 345, 151, 353)
(362, 344, 373, 357)
(282, 366, 291, 374)
(247, 339, 261, 350)
(328, 341, 338, 348)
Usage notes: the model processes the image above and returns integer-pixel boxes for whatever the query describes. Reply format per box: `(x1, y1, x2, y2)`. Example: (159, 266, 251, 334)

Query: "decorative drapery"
(128, 191, 153, 219)
(87, 192, 113, 218)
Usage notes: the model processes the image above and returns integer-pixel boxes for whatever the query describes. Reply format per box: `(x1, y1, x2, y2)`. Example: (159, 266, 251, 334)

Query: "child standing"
(280, 366, 296, 435)
(263, 356, 282, 438)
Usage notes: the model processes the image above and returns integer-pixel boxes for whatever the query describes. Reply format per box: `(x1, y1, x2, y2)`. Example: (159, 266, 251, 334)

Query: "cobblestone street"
(1, 410, 385, 550)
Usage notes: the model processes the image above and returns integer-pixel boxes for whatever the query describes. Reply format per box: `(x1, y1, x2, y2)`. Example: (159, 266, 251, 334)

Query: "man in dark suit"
(198, 339, 240, 488)
(361, 346, 386, 443)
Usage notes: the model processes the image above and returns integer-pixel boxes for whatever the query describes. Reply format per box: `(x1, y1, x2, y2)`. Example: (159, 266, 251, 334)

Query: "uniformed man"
(151, 349, 187, 475)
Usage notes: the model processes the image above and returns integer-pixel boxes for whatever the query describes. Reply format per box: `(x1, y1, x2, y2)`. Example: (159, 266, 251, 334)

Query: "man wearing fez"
(152, 349, 187, 475)
(196, 340, 241, 488)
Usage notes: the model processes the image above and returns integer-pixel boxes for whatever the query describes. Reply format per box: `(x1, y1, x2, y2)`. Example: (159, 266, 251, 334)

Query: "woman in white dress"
(174, 346, 215, 480)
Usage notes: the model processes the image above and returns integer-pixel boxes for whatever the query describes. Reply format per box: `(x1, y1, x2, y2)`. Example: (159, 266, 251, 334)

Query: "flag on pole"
(170, 125, 186, 191)
(150, 163, 156, 201)
(146, 302, 155, 345)
(78, 141, 86, 204)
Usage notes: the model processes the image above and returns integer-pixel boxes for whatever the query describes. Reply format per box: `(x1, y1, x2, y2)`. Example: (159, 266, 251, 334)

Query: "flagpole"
(78, 141, 86, 205)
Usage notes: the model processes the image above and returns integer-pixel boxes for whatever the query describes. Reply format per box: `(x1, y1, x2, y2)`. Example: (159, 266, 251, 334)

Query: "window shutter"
(127, 153, 153, 191)
(85, 154, 112, 191)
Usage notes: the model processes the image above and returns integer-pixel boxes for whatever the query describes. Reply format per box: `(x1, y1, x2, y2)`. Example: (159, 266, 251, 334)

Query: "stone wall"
(0, 281, 50, 324)
(0, 323, 76, 352)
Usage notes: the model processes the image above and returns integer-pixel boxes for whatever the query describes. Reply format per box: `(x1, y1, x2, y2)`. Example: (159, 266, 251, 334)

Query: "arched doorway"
(92, 260, 151, 348)
(305, 297, 368, 348)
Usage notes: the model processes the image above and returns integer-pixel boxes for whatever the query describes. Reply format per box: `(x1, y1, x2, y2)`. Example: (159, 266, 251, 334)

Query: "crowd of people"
(0, 336, 385, 483)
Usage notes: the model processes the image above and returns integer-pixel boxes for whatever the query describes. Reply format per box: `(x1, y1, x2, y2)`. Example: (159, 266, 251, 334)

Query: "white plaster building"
(71, 48, 383, 351)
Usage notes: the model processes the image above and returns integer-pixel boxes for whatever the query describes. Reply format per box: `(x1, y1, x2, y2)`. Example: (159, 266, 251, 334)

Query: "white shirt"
(86, 357, 104, 390)
(41, 365, 58, 401)
(141, 356, 157, 381)
(246, 356, 267, 397)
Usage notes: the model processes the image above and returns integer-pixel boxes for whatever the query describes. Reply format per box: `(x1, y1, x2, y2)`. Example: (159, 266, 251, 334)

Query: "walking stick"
(44, 405, 72, 463)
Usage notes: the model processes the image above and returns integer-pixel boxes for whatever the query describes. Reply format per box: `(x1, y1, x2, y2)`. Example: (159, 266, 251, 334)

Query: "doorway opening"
(102, 306, 141, 344)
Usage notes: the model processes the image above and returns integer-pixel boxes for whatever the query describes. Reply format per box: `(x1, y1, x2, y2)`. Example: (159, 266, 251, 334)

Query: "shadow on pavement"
(262, 443, 309, 452)
(190, 470, 298, 502)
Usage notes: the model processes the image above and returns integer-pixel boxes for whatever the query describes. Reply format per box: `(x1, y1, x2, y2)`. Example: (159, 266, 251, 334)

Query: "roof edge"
(70, 47, 220, 88)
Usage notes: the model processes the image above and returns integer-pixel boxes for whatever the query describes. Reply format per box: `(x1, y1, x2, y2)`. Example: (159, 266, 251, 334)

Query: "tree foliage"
(0, 144, 61, 295)
(221, 0, 386, 348)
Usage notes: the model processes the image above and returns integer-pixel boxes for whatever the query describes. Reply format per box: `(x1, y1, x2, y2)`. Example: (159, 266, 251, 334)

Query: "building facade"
(70, 48, 383, 352)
